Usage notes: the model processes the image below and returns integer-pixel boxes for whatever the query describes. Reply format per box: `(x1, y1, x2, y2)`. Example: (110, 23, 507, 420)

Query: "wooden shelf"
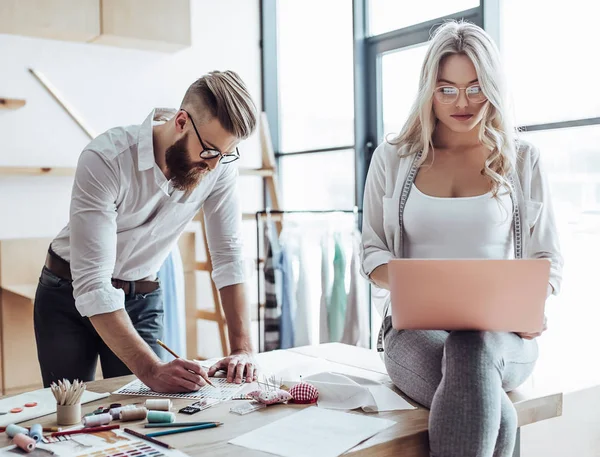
(0, 167, 75, 176)
(0, 98, 26, 110)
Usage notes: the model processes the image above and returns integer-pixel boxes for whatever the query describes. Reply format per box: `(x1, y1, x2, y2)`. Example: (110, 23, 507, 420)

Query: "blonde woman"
(360, 21, 562, 457)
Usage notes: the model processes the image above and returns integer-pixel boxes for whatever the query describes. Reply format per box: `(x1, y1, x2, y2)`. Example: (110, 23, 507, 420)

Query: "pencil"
(123, 428, 173, 449)
(144, 422, 215, 428)
(145, 422, 222, 437)
(156, 339, 215, 387)
(51, 425, 120, 437)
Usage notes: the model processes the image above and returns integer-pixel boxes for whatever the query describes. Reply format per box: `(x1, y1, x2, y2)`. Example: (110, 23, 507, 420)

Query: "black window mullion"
(276, 145, 355, 158)
(366, 7, 483, 55)
(519, 117, 600, 133)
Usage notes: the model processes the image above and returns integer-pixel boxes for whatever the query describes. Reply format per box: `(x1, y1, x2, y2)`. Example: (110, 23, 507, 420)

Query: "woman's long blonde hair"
(389, 20, 516, 197)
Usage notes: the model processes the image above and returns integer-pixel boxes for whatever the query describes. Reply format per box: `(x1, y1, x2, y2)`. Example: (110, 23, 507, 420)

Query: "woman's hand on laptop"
(369, 264, 390, 290)
(518, 284, 553, 339)
(517, 315, 548, 340)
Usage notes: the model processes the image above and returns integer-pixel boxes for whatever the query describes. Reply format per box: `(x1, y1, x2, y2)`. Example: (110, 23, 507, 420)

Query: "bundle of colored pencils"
(50, 379, 86, 406)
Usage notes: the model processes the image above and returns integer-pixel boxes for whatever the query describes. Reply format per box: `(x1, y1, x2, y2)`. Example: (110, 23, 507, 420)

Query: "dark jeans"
(34, 266, 165, 387)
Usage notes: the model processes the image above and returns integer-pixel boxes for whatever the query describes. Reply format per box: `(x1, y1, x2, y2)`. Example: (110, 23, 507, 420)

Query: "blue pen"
(145, 422, 223, 437)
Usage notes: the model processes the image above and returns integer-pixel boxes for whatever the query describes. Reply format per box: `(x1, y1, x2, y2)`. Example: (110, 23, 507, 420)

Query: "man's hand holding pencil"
(138, 340, 213, 393)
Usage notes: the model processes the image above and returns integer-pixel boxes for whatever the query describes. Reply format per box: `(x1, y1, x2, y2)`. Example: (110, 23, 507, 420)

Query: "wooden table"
(0, 343, 562, 456)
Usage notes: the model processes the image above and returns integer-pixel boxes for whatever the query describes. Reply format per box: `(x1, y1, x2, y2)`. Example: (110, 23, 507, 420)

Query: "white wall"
(0, 0, 264, 358)
(0, 0, 263, 239)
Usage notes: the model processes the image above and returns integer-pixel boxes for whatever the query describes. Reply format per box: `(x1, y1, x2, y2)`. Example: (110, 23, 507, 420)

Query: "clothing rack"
(254, 208, 366, 352)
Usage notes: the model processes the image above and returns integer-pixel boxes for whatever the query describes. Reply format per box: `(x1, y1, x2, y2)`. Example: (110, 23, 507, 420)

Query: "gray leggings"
(383, 317, 538, 457)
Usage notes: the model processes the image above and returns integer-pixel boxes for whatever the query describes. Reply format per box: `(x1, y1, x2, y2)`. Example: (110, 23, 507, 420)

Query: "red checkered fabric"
(290, 382, 319, 404)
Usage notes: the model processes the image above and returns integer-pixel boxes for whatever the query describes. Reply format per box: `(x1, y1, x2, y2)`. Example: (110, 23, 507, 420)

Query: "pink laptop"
(388, 259, 550, 333)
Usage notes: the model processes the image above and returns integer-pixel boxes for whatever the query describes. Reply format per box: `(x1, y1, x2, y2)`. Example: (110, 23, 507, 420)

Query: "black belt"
(45, 248, 160, 296)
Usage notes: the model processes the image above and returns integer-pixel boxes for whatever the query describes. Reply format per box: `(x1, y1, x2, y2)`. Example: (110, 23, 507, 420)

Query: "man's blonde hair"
(181, 70, 257, 139)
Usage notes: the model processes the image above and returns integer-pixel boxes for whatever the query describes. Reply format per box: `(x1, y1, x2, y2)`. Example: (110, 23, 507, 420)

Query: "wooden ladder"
(182, 113, 282, 359)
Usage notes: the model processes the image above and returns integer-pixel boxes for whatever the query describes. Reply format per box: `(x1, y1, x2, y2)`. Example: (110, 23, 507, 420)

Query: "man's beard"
(165, 133, 209, 192)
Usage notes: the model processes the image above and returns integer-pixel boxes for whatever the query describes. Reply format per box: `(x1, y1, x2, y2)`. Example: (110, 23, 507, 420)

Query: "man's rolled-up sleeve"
(203, 164, 245, 289)
(70, 150, 125, 317)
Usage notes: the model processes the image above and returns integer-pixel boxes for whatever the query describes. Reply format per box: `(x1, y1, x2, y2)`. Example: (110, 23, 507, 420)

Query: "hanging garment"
(279, 245, 296, 349)
(329, 234, 347, 342)
(294, 241, 312, 347)
(158, 245, 187, 359)
(263, 227, 281, 352)
(341, 232, 370, 348)
(319, 236, 331, 343)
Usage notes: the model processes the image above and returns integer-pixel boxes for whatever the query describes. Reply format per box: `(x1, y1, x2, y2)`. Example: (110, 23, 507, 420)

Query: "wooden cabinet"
(0, 238, 107, 395)
(0, 0, 191, 52)
(93, 0, 192, 52)
(0, 0, 100, 42)
(0, 238, 50, 395)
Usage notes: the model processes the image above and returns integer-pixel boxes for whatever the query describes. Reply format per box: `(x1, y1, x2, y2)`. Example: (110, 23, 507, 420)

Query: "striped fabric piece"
(263, 230, 281, 351)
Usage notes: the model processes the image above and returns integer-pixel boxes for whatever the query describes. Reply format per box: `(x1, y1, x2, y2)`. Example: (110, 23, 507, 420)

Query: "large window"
(501, 1, 600, 385)
(279, 149, 355, 211)
(381, 43, 428, 138)
(263, 1, 600, 356)
(276, 0, 355, 210)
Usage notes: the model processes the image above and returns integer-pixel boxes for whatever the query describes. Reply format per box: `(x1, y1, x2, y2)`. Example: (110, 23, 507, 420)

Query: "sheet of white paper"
(229, 407, 396, 457)
(0, 388, 109, 427)
(299, 372, 416, 412)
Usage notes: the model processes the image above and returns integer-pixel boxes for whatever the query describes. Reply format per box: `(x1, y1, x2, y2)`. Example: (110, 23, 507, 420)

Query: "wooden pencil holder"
(57, 403, 81, 426)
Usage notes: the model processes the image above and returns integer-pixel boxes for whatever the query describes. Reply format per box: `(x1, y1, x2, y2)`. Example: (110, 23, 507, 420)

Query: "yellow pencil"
(156, 339, 215, 387)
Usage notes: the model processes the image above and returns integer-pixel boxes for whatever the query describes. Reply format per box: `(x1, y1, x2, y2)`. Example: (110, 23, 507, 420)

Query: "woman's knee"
(444, 331, 504, 356)
(443, 331, 505, 371)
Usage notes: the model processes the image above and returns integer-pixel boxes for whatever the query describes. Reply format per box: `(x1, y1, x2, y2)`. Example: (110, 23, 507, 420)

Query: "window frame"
(261, 0, 490, 211)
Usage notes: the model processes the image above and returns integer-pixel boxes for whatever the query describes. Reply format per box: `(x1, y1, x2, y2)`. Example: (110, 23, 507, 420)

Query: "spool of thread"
(109, 404, 136, 420)
(145, 399, 172, 411)
(6, 424, 28, 438)
(13, 433, 36, 453)
(147, 411, 176, 423)
(82, 413, 112, 427)
(28, 424, 43, 443)
(119, 407, 148, 422)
